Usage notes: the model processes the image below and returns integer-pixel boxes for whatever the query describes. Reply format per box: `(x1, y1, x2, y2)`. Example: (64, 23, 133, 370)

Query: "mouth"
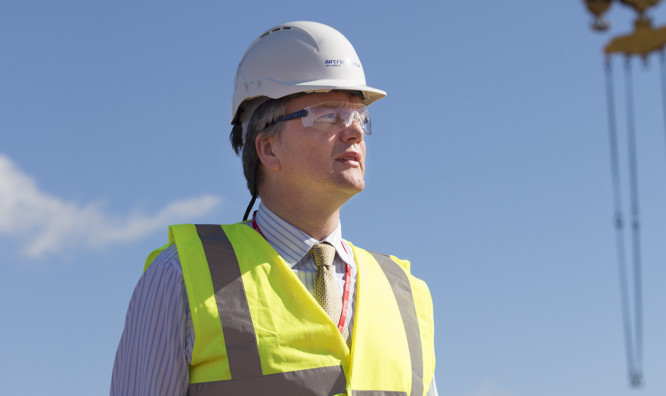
(336, 151, 362, 166)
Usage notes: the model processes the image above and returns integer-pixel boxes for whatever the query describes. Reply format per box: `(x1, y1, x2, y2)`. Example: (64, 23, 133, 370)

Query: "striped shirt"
(111, 203, 437, 395)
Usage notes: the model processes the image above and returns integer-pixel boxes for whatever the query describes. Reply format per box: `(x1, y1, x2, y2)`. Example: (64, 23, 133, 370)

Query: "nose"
(340, 117, 365, 143)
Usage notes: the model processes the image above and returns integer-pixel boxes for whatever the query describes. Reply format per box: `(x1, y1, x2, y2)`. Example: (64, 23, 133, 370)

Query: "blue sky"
(2, 2, 666, 395)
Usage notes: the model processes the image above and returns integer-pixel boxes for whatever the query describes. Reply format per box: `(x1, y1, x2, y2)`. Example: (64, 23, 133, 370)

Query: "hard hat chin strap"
(243, 160, 261, 221)
(243, 193, 258, 222)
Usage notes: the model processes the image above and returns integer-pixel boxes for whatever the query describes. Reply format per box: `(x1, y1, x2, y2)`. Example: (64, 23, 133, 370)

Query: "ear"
(255, 133, 281, 172)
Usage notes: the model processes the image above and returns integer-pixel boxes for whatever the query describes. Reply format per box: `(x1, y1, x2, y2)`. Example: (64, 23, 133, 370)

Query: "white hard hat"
(231, 21, 387, 125)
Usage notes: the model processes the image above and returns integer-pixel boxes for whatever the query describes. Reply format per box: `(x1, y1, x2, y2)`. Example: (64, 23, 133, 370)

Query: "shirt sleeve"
(427, 377, 439, 396)
(111, 245, 190, 396)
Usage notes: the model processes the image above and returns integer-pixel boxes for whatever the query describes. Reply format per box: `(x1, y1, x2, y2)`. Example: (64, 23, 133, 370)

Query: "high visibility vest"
(145, 223, 436, 396)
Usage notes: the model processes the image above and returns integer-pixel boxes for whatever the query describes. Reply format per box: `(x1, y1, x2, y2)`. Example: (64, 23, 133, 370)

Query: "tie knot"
(311, 242, 336, 269)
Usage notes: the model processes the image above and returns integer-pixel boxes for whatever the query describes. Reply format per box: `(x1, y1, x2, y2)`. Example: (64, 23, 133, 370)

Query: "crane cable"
(624, 57, 644, 387)
(604, 57, 644, 387)
(661, 50, 666, 172)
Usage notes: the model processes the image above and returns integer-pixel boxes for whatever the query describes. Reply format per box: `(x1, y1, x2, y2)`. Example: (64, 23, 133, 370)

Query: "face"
(264, 91, 367, 202)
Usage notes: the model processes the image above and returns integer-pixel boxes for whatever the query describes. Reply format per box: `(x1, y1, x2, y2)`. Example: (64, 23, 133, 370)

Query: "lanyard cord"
(605, 57, 643, 387)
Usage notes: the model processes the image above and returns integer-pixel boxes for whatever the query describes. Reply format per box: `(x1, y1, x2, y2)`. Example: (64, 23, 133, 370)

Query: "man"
(112, 21, 437, 395)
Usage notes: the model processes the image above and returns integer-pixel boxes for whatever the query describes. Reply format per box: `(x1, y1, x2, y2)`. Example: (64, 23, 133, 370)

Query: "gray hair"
(230, 94, 300, 196)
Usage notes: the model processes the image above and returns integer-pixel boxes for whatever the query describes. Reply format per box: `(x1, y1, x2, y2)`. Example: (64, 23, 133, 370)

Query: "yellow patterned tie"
(311, 242, 350, 344)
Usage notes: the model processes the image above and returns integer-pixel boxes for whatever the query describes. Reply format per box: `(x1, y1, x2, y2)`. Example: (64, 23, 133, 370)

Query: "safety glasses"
(267, 101, 372, 135)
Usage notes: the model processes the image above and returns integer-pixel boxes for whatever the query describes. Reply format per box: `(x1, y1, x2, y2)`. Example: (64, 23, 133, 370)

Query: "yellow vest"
(146, 223, 436, 396)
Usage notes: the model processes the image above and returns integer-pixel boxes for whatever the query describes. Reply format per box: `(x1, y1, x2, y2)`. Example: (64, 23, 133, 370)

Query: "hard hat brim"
(232, 80, 386, 125)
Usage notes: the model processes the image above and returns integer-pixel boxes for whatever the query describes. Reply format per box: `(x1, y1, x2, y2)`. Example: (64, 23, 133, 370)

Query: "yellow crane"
(583, 0, 666, 388)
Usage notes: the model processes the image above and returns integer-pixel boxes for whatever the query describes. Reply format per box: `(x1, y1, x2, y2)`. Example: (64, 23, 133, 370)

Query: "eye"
(353, 110, 369, 125)
(316, 111, 341, 124)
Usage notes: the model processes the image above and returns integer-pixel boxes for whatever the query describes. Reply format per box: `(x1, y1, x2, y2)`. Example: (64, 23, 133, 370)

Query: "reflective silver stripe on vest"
(370, 252, 424, 396)
(188, 365, 347, 396)
(196, 225, 263, 379)
(352, 392, 407, 396)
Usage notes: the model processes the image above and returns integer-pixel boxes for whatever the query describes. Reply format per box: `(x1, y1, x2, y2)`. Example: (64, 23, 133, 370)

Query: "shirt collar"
(254, 202, 354, 268)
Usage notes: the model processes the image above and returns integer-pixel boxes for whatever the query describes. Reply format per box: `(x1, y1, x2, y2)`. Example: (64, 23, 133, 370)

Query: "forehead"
(285, 91, 363, 112)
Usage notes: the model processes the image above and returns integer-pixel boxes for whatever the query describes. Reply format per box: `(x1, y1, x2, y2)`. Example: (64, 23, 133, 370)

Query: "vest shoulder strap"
(367, 251, 424, 396)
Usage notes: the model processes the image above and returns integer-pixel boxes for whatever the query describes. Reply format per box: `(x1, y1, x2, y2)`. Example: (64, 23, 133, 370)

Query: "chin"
(339, 179, 365, 195)
(327, 170, 365, 197)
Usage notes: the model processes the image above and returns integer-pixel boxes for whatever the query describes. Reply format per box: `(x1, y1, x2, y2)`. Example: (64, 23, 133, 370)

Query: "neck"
(259, 185, 350, 241)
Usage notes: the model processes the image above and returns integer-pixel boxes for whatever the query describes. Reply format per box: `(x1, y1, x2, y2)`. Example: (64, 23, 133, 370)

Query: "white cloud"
(470, 379, 518, 396)
(0, 154, 221, 258)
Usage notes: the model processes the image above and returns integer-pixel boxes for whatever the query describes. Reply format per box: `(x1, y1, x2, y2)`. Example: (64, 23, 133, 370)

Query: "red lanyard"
(251, 216, 266, 239)
(338, 261, 352, 333)
(252, 212, 351, 334)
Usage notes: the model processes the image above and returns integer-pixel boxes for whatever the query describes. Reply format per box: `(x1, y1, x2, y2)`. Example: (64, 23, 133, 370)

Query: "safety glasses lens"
(305, 102, 372, 135)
